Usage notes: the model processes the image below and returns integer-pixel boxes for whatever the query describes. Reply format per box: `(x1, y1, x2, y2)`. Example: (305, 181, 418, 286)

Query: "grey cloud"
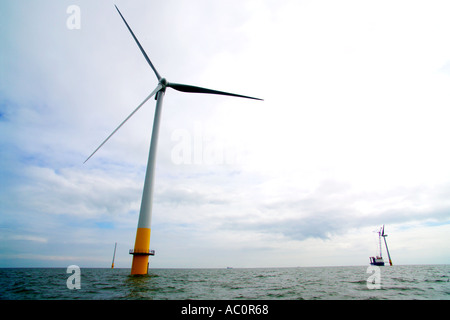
(218, 179, 450, 242)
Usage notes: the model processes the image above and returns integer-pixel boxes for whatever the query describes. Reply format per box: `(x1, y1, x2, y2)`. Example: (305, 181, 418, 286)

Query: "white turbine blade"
(115, 5, 161, 81)
(84, 84, 162, 163)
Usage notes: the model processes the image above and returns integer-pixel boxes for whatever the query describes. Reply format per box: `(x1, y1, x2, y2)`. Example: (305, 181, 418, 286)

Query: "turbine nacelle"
(159, 78, 168, 87)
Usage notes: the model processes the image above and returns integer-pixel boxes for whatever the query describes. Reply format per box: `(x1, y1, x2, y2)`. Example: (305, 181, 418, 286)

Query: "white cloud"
(8, 235, 48, 244)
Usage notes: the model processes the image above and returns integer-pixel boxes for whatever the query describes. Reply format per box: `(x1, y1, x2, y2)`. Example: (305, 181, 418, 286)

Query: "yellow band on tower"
(134, 227, 151, 251)
(131, 227, 151, 275)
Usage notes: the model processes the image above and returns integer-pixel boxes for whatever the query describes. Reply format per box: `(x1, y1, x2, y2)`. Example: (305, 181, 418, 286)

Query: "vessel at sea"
(369, 225, 393, 266)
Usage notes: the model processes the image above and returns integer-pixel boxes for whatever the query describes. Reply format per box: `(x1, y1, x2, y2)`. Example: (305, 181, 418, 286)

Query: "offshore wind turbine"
(381, 225, 393, 266)
(85, 5, 262, 275)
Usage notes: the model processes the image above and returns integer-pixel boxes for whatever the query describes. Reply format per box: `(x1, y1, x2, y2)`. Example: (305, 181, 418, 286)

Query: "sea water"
(0, 265, 448, 300)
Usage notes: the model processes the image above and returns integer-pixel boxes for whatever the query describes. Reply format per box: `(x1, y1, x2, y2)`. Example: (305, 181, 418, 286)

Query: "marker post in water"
(111, 242, 117, 269)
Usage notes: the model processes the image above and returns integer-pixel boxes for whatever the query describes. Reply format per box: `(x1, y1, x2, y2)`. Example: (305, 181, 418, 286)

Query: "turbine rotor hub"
(159, 78, 168, 87)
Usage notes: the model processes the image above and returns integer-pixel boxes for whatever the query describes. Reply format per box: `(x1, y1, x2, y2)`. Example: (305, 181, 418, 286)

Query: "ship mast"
(377, 227, 383, 258)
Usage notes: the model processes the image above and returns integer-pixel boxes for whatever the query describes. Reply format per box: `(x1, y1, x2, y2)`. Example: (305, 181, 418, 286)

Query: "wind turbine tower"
(381, 225, 393, 266)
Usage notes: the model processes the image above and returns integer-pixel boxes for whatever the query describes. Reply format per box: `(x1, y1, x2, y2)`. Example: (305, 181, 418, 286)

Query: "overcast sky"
(1, 0, 449, 268)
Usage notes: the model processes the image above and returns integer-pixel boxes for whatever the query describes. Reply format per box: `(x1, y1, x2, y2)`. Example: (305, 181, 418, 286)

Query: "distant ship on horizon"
(369, 225, 393, 266)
